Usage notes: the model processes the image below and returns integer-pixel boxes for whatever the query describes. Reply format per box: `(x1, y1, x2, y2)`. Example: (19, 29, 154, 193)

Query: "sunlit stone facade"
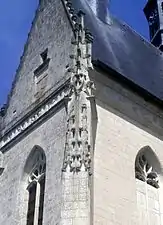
(0, 0, 163, 225)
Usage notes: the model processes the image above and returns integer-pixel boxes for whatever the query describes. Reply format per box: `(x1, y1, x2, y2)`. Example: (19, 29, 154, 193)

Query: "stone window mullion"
(25, 148, 46, 225)
(135, 148, 161, 225)
(145, 182, 150, 225)
(33, 181, 41, 225)
(38, 176, 46, 225)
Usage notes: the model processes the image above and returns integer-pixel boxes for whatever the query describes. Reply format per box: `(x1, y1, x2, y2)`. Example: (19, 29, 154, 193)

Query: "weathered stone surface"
(92, 70, 163, 225)
(0, 107, 66, 225)
(2, 0, 73, 133)
(61, 11, 94, 225)
(2, 1, 163, 225)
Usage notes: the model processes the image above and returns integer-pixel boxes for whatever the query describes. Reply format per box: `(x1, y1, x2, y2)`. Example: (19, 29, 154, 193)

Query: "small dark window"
(34, 48, 50, 98)
(40, 48, 48, 62)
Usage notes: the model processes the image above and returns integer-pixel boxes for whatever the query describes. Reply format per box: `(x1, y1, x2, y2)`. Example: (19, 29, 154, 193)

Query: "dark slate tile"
(72, 0, 163, 101)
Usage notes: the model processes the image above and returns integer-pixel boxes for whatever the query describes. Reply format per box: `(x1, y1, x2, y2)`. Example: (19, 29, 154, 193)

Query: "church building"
(1, 0, 163, 224)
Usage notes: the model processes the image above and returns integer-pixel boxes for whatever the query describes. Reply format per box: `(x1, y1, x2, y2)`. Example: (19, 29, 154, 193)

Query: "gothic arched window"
(135, 153, 159, 188)
(25, 146, 46, 225)
(135, 146, 161, 225)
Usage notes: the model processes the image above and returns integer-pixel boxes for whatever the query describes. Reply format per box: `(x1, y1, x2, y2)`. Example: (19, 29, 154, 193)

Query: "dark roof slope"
(72, 0, 163, 101)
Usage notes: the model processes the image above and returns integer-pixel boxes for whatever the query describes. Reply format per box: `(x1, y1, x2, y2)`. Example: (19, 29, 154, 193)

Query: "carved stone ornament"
(0, 89, 67, 149)
(28, 151, 46, 185)
(135, 154, 159, 189)
(62, 11, 94, 175)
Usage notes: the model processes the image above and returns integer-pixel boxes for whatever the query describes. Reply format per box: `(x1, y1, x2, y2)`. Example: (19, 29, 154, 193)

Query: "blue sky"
(0, 0, 149, 107)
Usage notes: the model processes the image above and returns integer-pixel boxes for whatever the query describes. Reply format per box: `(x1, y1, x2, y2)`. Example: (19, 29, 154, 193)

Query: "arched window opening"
(135, 146, 161, 225)
(135, 154, 159, 189)
(25, 146, 46, 225)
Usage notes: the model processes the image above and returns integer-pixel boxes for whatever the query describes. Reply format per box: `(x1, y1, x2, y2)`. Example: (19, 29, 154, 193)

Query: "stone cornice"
(0, 86, 68, 150)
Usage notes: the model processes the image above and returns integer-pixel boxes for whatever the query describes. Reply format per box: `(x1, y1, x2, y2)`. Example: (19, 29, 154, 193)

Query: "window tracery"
(135, 147, 161, 225)
(28, 151, 46, 184)
(135, 154, 159, 189)
(26, 149, 46, 225)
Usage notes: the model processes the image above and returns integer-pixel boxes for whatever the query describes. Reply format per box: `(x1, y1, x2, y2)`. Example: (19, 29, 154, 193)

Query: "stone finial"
(62, 11, 94, 175)
(67, 11, 94, 95)
(63, 0, 78, 25)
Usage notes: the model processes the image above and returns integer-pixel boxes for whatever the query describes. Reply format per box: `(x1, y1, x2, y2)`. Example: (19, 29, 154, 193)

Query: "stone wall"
(92, 70, 163, 225)
(0, 106, 66, 225)
(2, 0, 73, 132)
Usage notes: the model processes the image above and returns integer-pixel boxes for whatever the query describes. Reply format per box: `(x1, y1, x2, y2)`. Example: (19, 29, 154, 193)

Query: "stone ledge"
(0, 86, 68, 150)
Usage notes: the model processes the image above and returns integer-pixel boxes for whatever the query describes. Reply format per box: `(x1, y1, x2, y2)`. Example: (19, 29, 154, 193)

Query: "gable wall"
(2, 0, 73, 133)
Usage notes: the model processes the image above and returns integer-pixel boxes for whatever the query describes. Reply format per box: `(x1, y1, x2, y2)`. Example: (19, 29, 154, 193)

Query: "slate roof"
(72, 0, 163, 101)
